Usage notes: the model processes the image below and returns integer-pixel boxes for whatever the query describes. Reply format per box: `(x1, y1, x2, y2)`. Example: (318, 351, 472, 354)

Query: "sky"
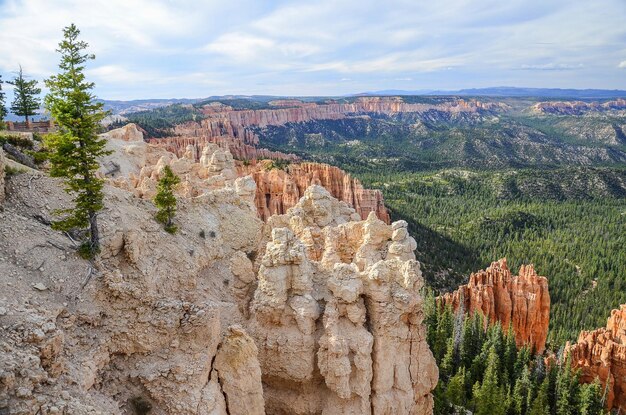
(0, 0, 625, 100)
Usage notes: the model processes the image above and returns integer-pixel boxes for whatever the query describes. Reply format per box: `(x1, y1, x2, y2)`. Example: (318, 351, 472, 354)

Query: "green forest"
(356, 167, 626, 345)
(425, 296, 607, 415)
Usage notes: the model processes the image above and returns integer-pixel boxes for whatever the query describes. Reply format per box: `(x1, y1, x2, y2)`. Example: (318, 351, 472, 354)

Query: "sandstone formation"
(532, 98, 626, 115)
(240, 161, 390, 223)
(252, 187, 437, 414)
(0, 127, 437, 414)
(438, 258, 550, 353)
(103, 124, 390, 223)
(567, 304, 626, 411)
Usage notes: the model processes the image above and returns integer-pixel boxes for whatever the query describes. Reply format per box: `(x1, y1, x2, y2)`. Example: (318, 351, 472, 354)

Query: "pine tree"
(8, 65, 41, 123)
(528, 377, 551, 415)
(512, 366, 532, 415)
(0, 75, 7, 127)
(44, 24, 110, 259)
(556, 356, 580, 415)
(446, 367, 467, 407)
(578, 379, 604, 415)
(154, 165, 180, 233)
(472, 346, 507, 415)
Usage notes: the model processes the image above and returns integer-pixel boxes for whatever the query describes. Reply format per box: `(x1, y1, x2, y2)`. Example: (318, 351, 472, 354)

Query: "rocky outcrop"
(567, 304, 626, 411)
(532, 98, 626, 115)
(240, 161, 390, 223)
(0, 142, 436, 414)
(252, 187, 437, 414)
(1, 168, 264, 414)
(104, 125, 390, 223)
(438, 258, 550, 353)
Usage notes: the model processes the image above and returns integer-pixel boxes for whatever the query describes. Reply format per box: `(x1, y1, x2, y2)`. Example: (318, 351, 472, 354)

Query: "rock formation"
(251, 187, 437, 414)
(532, 98, 626, 115)
(240, 161, 390, 223)
(103, 124, 390, 223)
(438, 258, 550, 353)
(567, 304, 626, 411)
(0, 128, 437, 414)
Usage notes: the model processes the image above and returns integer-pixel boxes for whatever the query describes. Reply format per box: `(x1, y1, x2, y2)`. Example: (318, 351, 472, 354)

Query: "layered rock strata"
(567, 304, 626, 411)
(438, 258, 550, 353)
(149, 96, 504, 158)
(240, 161, 390, 223)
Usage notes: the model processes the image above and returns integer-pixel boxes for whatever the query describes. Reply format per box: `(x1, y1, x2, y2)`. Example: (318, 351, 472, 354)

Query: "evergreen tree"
(44, 24, 110, 259)
(528, 377, 551, 415)
(512, 366, 532, 415)
(556, 357, 580, 415)
(578, 379, 604, 415)
(154, 165, 180, 233)
(0, 75, 7, 127)
(446, 367, 467, 407)
(472, 346, 507, 415)
(8, 65, 41, 123)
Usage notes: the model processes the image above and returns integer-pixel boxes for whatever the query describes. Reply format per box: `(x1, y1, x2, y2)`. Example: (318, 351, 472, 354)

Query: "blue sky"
(0, 0, 625, 100)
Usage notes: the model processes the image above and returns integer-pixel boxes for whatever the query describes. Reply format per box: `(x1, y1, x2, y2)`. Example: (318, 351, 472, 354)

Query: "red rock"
(567, 304, 626, 411)
(239, 161, 390, 223)
(438, 258, 550, 353)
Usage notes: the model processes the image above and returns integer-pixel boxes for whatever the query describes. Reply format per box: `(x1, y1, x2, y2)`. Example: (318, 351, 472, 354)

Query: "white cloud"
(2, 0, 626, 98)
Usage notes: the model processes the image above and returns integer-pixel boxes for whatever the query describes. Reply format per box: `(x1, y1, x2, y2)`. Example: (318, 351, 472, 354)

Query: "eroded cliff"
(240, 161, 390, 223)
(0, 126, 436, 414)
(438, 258, 550, 353)
(567, 304, 626, 411)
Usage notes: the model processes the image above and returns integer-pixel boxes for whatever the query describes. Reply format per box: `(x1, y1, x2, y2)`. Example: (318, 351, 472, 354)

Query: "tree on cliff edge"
(44, 24, 110, 259)
(154, 165, 180, 234)
(8, 65, 41, 123)
(0, 75, 7, 127)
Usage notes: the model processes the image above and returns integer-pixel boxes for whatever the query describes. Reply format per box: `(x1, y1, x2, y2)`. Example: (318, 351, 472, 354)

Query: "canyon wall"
(567, 304, 626, 411)
(438, 258, 550, 353)
(149, 96, 504, 157)
(105, 124, 390, 222)
(240, 161, 390, 223)
(0, 137, 437, 414)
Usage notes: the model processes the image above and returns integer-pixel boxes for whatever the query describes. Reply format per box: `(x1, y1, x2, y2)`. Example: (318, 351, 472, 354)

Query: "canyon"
(0, 125, 436, 414)
(146, 96, 504, 158)
(438, 258, 551, 354)
(568, 304, 626, 411)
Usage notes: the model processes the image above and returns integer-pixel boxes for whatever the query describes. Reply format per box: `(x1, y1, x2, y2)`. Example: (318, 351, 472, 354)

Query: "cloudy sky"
(0, 0, 625, 100)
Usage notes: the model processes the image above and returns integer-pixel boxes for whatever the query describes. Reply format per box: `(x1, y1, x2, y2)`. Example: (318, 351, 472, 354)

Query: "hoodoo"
(438, 258, 551, 353)
(568, 304, 626, 411)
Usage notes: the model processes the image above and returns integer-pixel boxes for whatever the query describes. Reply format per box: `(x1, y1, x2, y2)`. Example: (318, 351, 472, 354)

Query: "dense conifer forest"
(424, 296, 607, 414)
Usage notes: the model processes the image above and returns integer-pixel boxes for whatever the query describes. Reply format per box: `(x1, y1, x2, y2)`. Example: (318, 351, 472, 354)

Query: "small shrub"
(199, 229, 206, 239)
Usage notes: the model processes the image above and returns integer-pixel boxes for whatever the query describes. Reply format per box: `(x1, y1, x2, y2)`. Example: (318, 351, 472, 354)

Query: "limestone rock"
(252, 185, 438, 414)
(0, 149, 436, 414)
(567, 304, 626, 411)
(438, 258, 550, 353)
